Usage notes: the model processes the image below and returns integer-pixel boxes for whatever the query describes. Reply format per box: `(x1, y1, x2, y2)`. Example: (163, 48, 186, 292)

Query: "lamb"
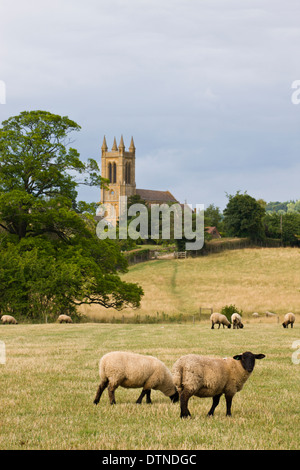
(1, 315, 18, 324)
(282, 312, 295, 329)
(93, 351, 179, 406)
(231, 313, 244, 329)
(57, 314, 73, 324)
(210, 312, 231, 329)
(172, 351, 265, 418)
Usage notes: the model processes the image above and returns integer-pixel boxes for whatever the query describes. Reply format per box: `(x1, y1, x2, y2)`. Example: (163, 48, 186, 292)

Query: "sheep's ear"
(254, 354, 265, 359)
(233, 354, 242, 361)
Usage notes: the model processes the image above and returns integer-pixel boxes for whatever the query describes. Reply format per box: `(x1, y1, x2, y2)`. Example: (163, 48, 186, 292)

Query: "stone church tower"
(100, 135, 136, 221)
(100, 135, 178, 225)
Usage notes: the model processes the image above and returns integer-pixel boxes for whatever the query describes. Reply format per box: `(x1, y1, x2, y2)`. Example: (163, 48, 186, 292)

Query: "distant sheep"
(172, 351, 265, 418)
(231, 313, 244, 329)
(1, 315, 18, 325)
(265, 311, 276, 317)
(252, 313, 259, 318)
(210, 313, 231, 329)
(282, 312, 295, 329)
(93, 351, 179, 406)
(57, 314, 73, 324)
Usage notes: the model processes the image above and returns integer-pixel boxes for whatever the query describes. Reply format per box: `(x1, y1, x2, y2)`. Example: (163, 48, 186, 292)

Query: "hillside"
(80, 247, 300, 320)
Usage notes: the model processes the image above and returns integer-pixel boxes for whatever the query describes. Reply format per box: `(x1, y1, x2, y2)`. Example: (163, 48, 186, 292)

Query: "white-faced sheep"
(210, 313, 231, 329)
(1, 315, 18, 324)
(93, 351, 179, 406)
(57, 314, 73, 324)
(282, 312, 295, 329)
(172, 351, 265, 418)
(231, 313, 244, 329)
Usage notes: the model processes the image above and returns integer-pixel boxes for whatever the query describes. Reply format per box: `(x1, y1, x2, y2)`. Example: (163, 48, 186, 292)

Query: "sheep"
(210, 312, 231, 329)
(172, 351, 265, 418)
(93, 351, 179, 406)
(1, 315, 18, 324)
(57, 314, 73, 324)
(252, 312, 259, 318)
(231, 313, 244, 329)
(265, 311, 276, 318)
(282, 312, 295, 329)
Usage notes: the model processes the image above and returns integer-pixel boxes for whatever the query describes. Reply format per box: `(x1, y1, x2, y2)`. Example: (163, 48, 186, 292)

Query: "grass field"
(0, 321, 299, 450)
(80, 247, 300, 320)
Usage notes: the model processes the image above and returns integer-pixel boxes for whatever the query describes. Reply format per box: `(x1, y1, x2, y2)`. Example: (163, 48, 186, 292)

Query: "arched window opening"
(113, 162, 117, 183)
(108, 162, 112, 183)
(125, 162, 131, 184)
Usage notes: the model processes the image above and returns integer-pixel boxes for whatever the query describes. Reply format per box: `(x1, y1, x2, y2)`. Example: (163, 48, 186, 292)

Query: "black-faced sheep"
(93, 351, 179, 406)
(1, 315, 18, 324)
(172, 351, 265, 418)
(210, 313, 231, 329)
(282, 312, 295, 328)
(57, 314, 73, 324)
(231, 313, 244, 329)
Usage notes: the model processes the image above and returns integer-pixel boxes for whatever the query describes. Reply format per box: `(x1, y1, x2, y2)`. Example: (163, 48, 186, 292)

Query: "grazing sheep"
(93, 351, 179, 406)
(231, 313, 244, 329)
(282, 312, 295, 329)
(57, 314, 73, 324)
(265, 311, 276, 318)
(1, 315, 18, 324)
(172, 351, 265, 418)
(210, 313, 231, 329)
(252, 312, 259, 318)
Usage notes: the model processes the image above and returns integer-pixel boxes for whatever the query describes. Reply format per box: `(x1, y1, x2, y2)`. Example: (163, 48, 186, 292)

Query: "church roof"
(136, 188, 178, 203)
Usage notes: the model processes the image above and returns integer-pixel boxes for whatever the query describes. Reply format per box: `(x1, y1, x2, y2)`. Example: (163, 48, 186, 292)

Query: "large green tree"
(223, 192, 265, 241)
(0, 110, 143, 320)
(264, 212, 300, 246)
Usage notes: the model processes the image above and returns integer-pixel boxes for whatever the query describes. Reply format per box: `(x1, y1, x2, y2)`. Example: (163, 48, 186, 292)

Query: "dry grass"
(0, 322, 299, 449)
(81, 247, 300, 320)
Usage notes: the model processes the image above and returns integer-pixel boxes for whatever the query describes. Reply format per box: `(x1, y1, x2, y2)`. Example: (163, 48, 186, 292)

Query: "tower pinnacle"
(112, 137, 118, 151)
(129, 136, 135, 153)
(119, 135, 125, 151)
(101, 136, 108, 152)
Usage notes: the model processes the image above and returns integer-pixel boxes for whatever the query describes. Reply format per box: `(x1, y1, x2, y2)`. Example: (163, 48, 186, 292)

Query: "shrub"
(221, 304, 243, 322)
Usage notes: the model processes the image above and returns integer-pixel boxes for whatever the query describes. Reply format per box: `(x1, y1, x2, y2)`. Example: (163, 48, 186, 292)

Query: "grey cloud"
(1, 0, 300, 210)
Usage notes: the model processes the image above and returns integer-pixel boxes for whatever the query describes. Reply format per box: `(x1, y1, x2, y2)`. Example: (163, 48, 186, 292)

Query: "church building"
(100, 136, 178, 223)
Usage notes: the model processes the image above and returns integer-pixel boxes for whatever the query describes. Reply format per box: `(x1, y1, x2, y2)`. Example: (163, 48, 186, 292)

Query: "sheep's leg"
(180, 390, 192, 418)
(211, 322, 215, 329)
(108, 384, 117, 405)
(136, 389, 152, 404)
(93, 379, 108, 405)
(145, 390, 152, 403)
(225, 395, 233, 416)
(207, 394, 221, 416)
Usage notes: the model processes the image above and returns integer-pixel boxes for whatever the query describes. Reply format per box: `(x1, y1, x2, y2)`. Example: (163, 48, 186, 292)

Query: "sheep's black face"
(233, 351, 265, 372)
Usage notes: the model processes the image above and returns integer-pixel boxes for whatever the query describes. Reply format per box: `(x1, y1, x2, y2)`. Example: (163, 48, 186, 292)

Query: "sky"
(1, 0, 300, 210)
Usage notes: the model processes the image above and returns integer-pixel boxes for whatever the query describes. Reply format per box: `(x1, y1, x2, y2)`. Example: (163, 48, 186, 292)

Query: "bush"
(221, 304, 243, 322)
